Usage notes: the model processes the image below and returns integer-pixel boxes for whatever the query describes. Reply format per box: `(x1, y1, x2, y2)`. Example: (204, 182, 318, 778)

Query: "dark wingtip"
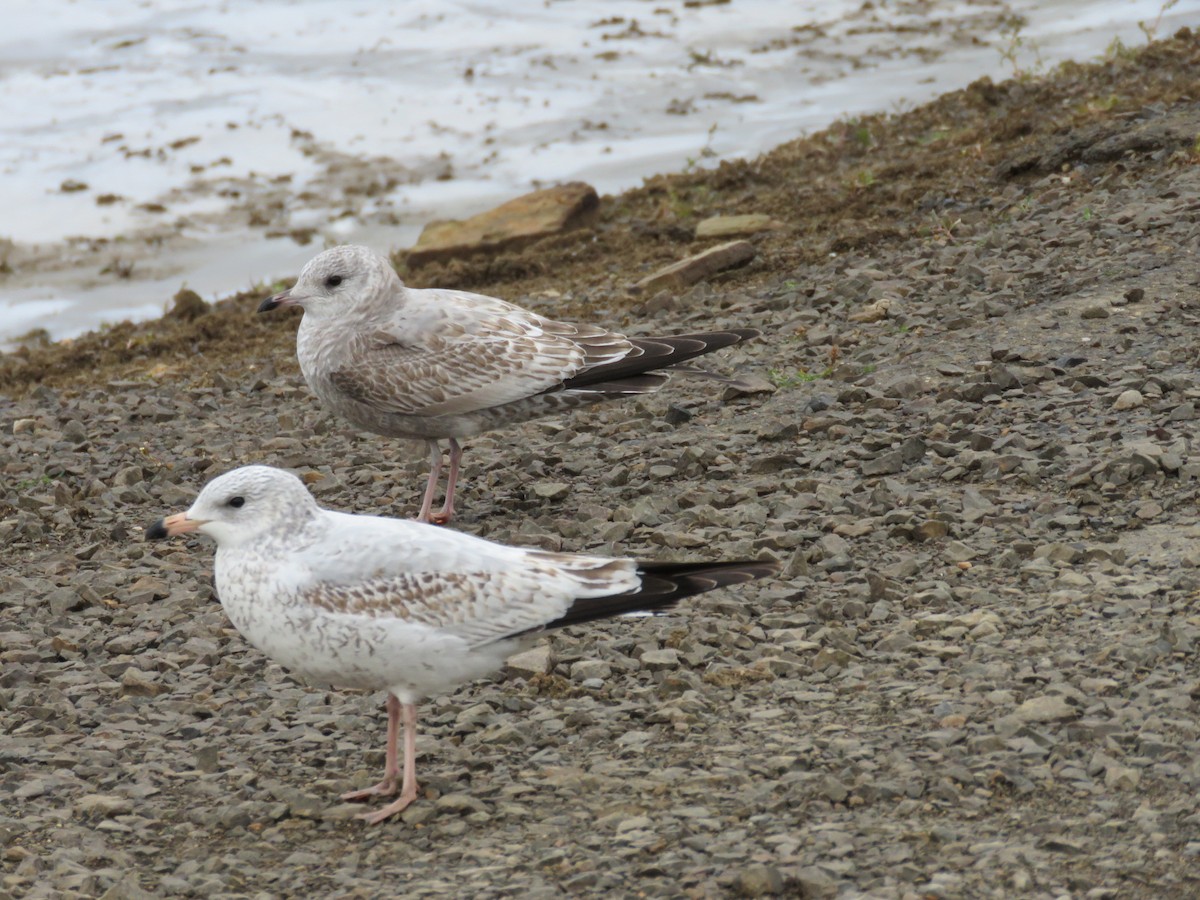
(145, 519, 169, 541)
(540, 558, 778, 633)
(561, 327, 765, 392)
(634, 558, 781, 597)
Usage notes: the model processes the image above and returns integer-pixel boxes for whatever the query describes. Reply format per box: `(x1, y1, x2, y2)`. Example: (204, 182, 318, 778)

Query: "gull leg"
(359, 702, 421, 824)
(341, 694, 401, 801)
(430, 438, 463, 525)
(416, 441, 444, 523)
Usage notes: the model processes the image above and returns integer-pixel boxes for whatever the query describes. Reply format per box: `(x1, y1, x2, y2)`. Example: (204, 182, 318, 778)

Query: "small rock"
(733, 864, 785, 897)
(876, 631, 916, 652)
(862, 451, 905, 476)
(1135, 501, 1162, 520)
(478, 722, 527, 745)
(112, 465, 145, 487)
(615, 815, 654, 833)
(274, 787, 325, 819)
(98, 874, 157, 900)
(76, 794, 133, 819)
(812, 647, 851, 670)
(695, 214, 783, 239)
(505, 644, 553, 678)
(1011, 694, 1078, 723)
(1080, 303, 1111, 319)
(722, 375, 777, 401)
(61, 420, 88, 443)
(435, 792, 490, 815)
(1113, 390, 1143, 410)
(916, 520, 950, 541)
(532, 482, 570, 500)
(121, 668, 169, 697)
(848, 296, 894, 323)
(571, 659, 612, 681)
(820, 775, 850, 803)
(793, 866, 838, 898)
(664, 403, 695, 425)
(943, 541, 976, 562)
(195, 746, 221, 774)
(1105, 765, 1140, 790)
(46, 586, 87, 616)
(639, 648, 679, 670)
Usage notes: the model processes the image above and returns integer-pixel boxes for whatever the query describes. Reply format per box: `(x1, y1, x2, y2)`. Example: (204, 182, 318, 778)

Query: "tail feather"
(558, 328, 761, 392)
(542, 559, 779, 632)
(563, 373, 671, 396)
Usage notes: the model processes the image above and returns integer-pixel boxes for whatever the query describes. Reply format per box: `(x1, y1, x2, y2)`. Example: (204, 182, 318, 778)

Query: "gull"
(258, 245, 761, 523)
(145, 465, 778, 824)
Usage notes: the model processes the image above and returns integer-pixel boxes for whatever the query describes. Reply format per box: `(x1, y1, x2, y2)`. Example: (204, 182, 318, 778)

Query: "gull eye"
(228, 496, 245, 509)
(325, 274, 343, 288)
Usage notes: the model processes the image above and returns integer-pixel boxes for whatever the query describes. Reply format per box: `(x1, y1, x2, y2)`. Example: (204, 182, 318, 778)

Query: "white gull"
(145, 464, 777, 824)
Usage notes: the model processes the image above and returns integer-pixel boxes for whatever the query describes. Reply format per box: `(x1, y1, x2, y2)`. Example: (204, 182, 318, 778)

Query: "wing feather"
(328, 308, 634, 418)
(295, 515, 639, 647)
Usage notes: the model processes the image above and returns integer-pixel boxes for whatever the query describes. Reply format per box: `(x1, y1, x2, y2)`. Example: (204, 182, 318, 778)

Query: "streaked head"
(257, 245, 400, 320)
(145, 465, 320, 548)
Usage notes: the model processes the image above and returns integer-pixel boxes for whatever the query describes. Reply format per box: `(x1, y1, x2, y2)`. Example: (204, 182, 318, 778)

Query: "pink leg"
(416, 441, 443, 523)
(430, 438, 463, 525)
(359, 701, 420, 824)
(341, 694, 402, 801)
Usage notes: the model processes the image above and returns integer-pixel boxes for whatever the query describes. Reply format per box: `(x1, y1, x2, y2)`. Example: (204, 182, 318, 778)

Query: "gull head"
(258, 245, 398, 320)
(146, 465, 320, 548)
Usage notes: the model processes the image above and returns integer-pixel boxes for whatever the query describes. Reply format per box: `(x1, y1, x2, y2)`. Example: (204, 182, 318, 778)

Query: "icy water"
(1, 0, 1197, 342)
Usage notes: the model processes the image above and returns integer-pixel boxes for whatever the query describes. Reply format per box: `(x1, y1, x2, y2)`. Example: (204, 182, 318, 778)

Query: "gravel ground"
(4, 33, 1200, 900)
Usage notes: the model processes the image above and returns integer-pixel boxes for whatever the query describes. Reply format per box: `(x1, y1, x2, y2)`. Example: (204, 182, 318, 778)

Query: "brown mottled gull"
(145, 465, 778, 824)
(258, 244, 761, 523)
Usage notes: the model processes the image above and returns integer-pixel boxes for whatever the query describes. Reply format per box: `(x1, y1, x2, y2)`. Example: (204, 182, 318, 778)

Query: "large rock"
(634, 240, 755, 294)
(407, 182, 599, 267)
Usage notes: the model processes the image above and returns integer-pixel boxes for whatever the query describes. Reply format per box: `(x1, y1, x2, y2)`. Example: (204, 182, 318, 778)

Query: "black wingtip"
(559, 328, 764, 393)
(543, 558, 778, 632)
(636, 559, 781, 595)
(145, 519, 169, 541)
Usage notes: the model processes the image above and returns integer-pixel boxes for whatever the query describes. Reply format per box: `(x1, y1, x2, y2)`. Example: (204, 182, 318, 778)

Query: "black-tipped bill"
(257, 289, 293, 313)
(145, 512, 201, 540)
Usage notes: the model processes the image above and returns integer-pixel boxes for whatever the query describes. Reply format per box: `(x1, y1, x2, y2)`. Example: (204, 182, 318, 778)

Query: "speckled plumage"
(145, 465, 777, 823)
(260, 244, 761, 521)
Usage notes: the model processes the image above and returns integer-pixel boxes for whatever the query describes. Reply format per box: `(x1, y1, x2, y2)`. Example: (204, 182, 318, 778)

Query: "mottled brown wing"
(300, 561, 582, 647)
(327, 313, 611, 418)
(298, 519, 643, 648)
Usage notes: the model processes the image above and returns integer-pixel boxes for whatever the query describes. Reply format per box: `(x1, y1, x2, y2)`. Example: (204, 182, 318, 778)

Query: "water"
(1, 0, 1196, 343)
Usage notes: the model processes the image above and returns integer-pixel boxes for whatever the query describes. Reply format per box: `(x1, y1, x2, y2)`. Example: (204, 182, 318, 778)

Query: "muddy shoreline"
(3, 30, 1200, 899)
(13, 0, 1186, 345)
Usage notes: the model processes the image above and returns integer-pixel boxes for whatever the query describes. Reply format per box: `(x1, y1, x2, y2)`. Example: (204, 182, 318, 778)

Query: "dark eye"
(325, 274, 343, 288)
(228, 496, 245, 508)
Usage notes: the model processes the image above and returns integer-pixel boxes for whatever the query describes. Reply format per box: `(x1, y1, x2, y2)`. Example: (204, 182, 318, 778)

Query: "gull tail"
(543, 558, 779, 631)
